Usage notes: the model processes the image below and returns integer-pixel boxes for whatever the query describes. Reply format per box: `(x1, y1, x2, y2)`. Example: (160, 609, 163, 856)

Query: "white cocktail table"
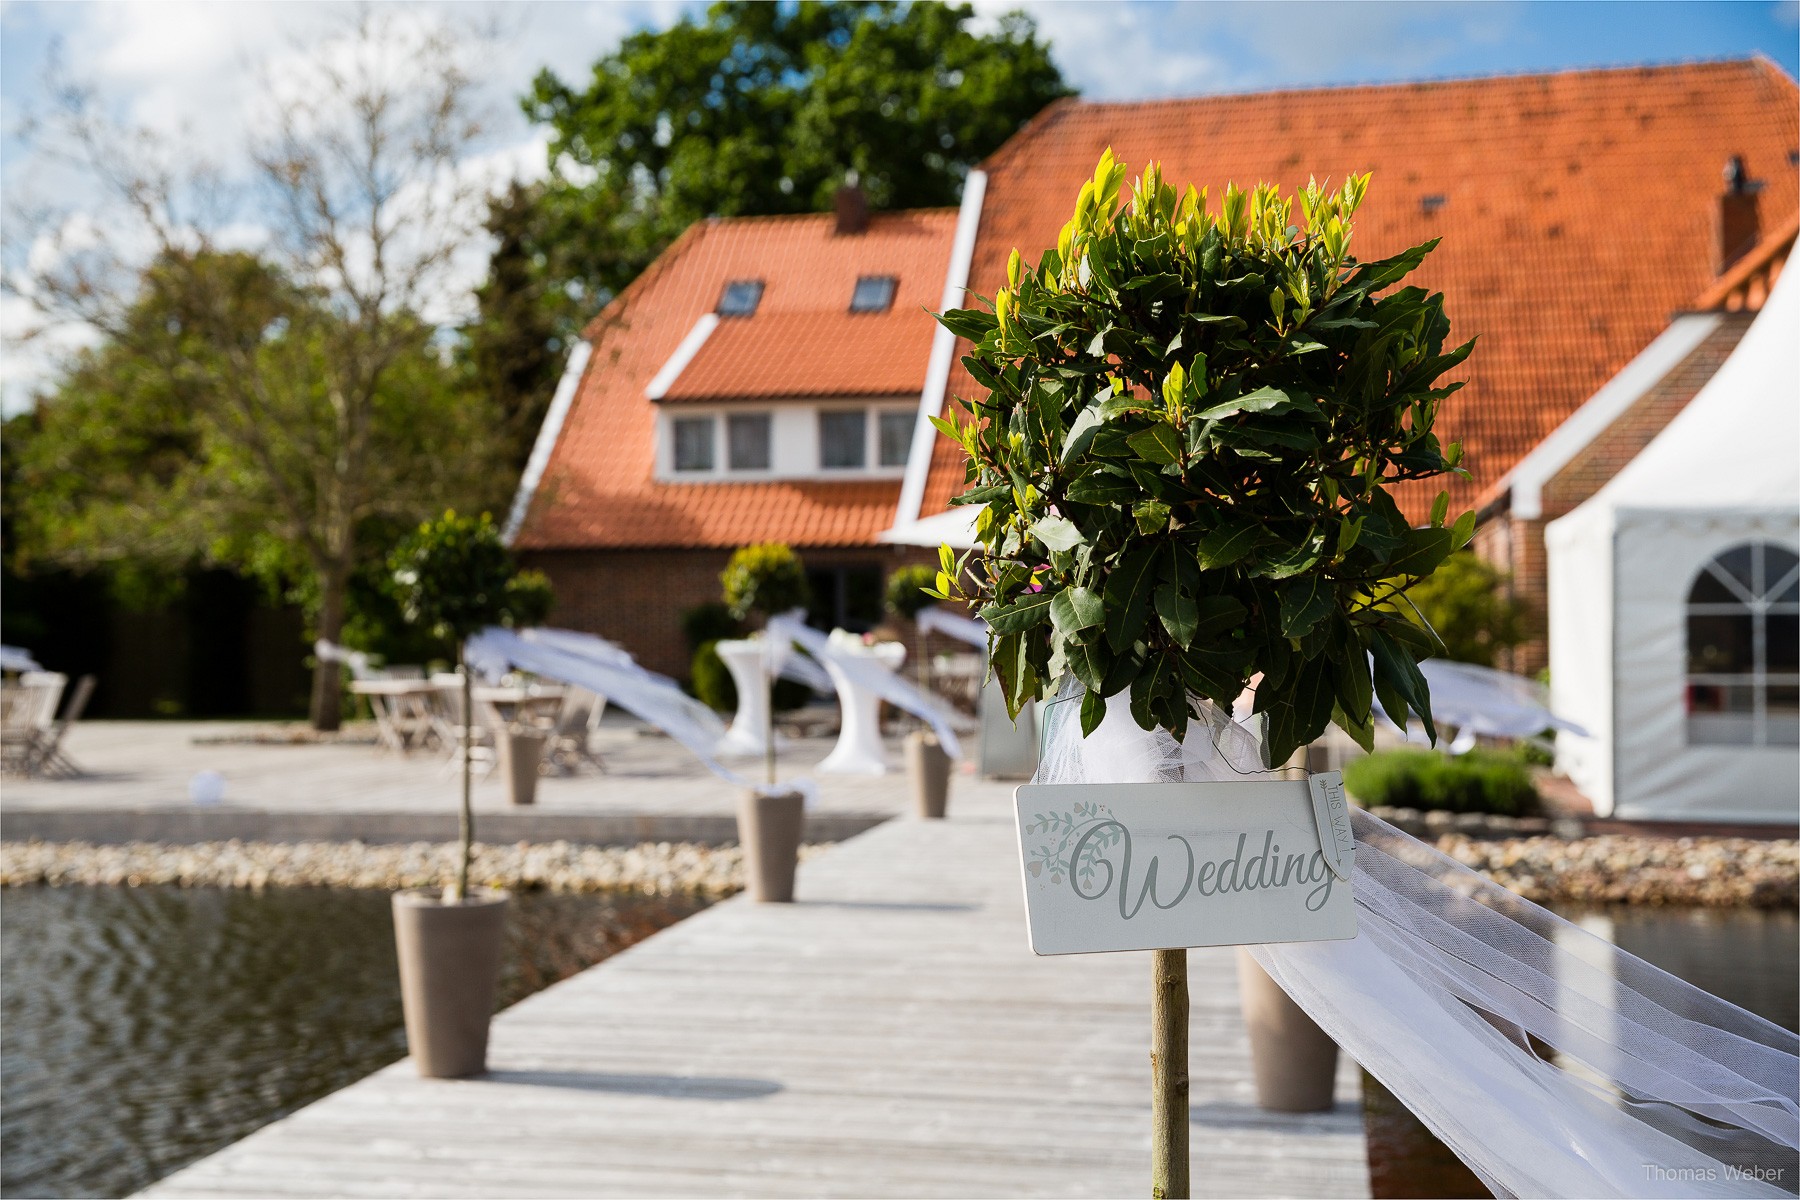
(714, 638, 788, 758)
(817, 637, 906, 775)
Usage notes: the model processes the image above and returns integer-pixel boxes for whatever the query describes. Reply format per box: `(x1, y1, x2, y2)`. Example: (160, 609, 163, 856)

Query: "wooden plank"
(141, 777, 1369, 1198)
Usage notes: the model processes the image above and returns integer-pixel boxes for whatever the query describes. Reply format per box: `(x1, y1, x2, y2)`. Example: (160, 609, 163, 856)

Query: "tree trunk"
(1151, 948, 1190, 1199)
(453, 642, 473, 903)
(309, 569, 350, 731)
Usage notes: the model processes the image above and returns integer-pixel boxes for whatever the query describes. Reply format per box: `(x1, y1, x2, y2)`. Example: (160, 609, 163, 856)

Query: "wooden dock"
(143, 785, 1369, 1198)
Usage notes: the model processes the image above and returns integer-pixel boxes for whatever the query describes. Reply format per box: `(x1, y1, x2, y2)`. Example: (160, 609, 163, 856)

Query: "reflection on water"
(1, 885, 709, 1199)
(1365, 904, 1800, 1199)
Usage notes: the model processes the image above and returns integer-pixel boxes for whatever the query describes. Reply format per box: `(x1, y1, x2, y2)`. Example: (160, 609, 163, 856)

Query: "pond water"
(1365, 904, 1800, 1199)
(0, 885, 710, 1199)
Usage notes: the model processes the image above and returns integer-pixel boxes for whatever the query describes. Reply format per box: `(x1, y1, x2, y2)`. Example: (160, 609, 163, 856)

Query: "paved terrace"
(1, 717, 919, 845)
(140, 774, 1370, 1199)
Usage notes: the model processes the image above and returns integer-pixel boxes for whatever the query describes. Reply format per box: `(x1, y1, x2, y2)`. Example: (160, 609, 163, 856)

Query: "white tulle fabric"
(765, 612, 964, 758)
(1035, 678, 1800, 1199)
(465, 626, 768, 792)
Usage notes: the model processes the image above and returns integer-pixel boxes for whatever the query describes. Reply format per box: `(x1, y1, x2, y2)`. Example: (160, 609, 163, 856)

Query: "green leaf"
(1029, 515, 1083, 554)
(1068, 634, 1111, 692)
(1133, 500, 1170, 534)
(1129, 653, 1175, 732)
(1194, 385, 1302, 421)
(1066, 469, 1140, 505)
(1450, 508, 1477, 550)
(1195, 516, 1261, 569)
(1330, 700, 1376, 753)
(936, 307, 998, 341)
(1050, 585, 1105, 634)
(1101, 544, 1158, 651)
(1061, 406, 1105, 465)
(980, 591, 1053, 634)
(1371, 628, 1437, 744)
(1125, 422, 1183, 465)
(1259, 655, 1334, 767)
(1191, 594, 1248, 641)
(990, 632, 1038, 720)
(1429, 490, 1449, 528)
(1154, 583, 1199, 648)
(1080, 687, 1106, 737)
(1386, 526, 1453, 578)
(1336, 515, 1364, 557)
(1278, 576, 1334, 639)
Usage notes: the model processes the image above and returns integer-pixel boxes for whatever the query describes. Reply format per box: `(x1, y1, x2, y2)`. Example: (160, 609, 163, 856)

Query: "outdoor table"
(713, 638, 786, 757)
(472, 685, 566, 730)
(349, 679, 438, 753)
(817, 639, 906, 775)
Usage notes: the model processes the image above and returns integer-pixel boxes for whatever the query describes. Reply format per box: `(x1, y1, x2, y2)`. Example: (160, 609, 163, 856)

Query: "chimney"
(1718, 155, 1762, 273)
(834, 172, 868, 236)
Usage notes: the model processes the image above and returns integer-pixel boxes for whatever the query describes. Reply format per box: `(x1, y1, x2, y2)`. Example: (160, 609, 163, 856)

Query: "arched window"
(1685, 541, 1800, 746)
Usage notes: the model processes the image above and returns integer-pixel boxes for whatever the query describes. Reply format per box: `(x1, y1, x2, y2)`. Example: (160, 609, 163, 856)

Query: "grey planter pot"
(499, 728, 546, 806)
(905, 730, 952, 819)
(392, 889, 509, 1078)
(1236, 947, 1339, 1111)
(737, 790, 805, 903)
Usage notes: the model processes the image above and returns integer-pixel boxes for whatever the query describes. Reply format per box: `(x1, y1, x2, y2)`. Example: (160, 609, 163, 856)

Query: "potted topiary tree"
(886, 563, 953, 818)
(930, 153, 1470, 1187)
(388, 509, 553, 1077)
(719, 542, 812, 901)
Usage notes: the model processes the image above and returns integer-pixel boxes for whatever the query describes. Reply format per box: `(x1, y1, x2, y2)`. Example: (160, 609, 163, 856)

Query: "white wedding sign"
(1013, 774, 1357, 956)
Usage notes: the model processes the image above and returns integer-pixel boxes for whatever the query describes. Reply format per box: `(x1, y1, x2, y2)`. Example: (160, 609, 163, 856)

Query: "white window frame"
(655, 399, 915, 483)
(1684, 541, 1800, 747)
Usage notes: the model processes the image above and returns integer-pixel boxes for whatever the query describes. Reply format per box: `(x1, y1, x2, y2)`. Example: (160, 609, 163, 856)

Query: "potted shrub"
(887, 563, 953, 818)
(720, 542, 812, 901)
(930, 154, 1470, 1125)
(388, 509, 553, 1076)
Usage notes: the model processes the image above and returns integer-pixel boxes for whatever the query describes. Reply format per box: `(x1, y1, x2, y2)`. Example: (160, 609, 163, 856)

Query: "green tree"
(465, 182, 579, 473)
(8, 252, 505, 705)
(932, 155, 1475, 766)
(523, 0, 1069, 308)
(10, 13, 508, 728)
(391, 511, 553, 901)
(1393, 551, 1529, 669)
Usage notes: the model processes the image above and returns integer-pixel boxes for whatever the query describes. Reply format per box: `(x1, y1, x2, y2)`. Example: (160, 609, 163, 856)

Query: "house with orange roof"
(885, 58, 1798, 673)
(506, 190, 955, 676)
(514, 58, 1796, 692)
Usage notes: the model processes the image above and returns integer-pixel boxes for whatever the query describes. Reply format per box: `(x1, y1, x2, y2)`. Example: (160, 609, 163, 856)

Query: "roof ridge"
(1041, 56, 1781, 115)
(697, 207, 960, 228)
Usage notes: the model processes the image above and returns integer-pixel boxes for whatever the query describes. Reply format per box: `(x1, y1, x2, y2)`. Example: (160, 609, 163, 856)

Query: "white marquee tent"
(1546, 269, 1799, 821)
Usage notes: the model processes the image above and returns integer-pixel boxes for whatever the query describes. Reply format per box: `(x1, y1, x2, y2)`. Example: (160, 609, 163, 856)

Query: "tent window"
(1685, 541, 1800, 747)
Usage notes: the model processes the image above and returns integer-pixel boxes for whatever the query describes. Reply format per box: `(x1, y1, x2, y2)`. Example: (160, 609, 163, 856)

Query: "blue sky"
(2, 0, 1795, 409)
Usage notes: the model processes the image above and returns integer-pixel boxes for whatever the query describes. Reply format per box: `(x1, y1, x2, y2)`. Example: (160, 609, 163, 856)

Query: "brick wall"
(1480, 314, 1755, 674)
(524, 544, 938, 680)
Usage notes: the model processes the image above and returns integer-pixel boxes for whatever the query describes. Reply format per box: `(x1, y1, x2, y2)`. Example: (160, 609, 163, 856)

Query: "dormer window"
(850, 275, 897, 313)
(716, 279, 764, 317)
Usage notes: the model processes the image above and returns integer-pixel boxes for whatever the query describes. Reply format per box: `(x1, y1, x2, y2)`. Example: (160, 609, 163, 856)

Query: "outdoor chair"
(1, 672, 72, 777)
(429, 673, 496, 778)
(26, 674, 94, 778)
(545, 686, 608, 774)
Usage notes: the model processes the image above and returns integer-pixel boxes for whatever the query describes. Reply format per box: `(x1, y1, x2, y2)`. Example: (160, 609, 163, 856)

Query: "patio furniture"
(2, 671, 82, 777)
(817, 638, 906, 775)
(430, 673, 497, 778)
(27, 674, 94, 778)
(350, 678, 440, 754)
(544, 686, 608, 775)
(713, 639, 786, 758)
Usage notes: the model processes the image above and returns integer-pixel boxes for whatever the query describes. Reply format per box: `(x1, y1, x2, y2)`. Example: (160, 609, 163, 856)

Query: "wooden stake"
(1151, 947, 1190, 1199)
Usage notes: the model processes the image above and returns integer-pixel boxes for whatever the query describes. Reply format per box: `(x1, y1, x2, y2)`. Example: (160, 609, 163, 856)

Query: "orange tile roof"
(919, 59, 1799, 521)
(517, 209, 957, 549)
(661, 309, 934, 401)
(1692, 210, 1795, 313)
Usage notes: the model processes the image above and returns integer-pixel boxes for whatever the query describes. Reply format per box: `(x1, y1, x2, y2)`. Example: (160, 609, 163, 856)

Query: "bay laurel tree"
(929, 151, 1475, 766)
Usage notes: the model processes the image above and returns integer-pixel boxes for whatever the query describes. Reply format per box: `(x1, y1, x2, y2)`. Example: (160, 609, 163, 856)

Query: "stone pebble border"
(2, 833, 1793, 908)
(0, 839, 832, 899)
